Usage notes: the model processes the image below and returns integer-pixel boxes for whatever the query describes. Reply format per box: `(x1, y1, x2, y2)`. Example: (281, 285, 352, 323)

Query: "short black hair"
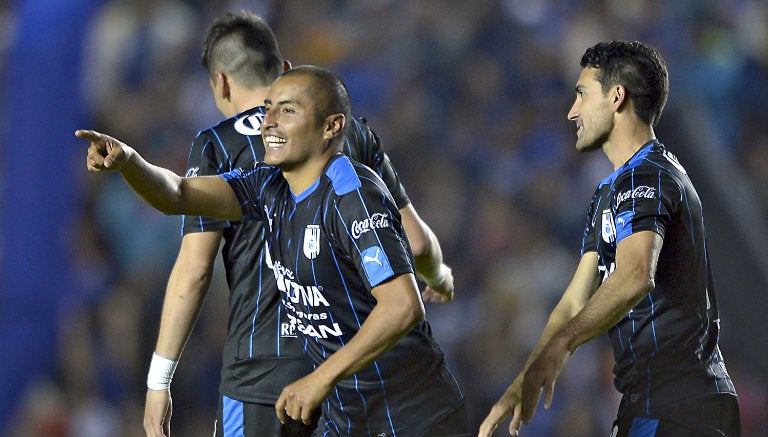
(282, 65, 351, 122)
(201, 11, 283, 88)
(580, 40, 669, 126)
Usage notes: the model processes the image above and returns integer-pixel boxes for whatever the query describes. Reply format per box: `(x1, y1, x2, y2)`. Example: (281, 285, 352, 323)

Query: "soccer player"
(78, 65, 468, 436)
(140, 12, 454, 437)
(478, 40, 741, 437)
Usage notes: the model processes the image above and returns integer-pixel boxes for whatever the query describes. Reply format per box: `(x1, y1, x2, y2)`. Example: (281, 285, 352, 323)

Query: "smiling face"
(567, 67, 615, 152)
(261, 73, 327, 171)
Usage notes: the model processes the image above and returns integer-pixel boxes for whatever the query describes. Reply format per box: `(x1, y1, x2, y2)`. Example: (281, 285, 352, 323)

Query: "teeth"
(264, 136, 286, 147)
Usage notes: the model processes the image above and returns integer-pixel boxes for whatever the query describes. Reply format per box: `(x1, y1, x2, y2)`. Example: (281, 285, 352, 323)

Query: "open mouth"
(264, 135, 287, 149)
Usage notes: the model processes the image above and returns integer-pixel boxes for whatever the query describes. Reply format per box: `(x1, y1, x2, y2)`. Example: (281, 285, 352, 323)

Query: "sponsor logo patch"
(234, 112, 264, 136)
(615, 185, 656, 208)
(350, 213, 390, 239)
(361, 246, 393, 285)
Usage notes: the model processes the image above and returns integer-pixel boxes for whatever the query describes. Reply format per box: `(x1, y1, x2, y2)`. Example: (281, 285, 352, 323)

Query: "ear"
(611, 85, 627, 111)
(282, 60, 292, 72)
(214, 71, 231, 100)
(322, 114, 346, 143)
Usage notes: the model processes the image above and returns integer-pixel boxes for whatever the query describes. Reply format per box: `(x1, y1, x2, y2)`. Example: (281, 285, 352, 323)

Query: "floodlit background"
(2, 1, 767, 436)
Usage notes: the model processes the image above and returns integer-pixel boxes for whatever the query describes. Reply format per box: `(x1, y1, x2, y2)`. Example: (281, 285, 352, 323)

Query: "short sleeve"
(325, 181, 413, 290)
(612, 168, 677, 243)
(182, 131, 232, 234)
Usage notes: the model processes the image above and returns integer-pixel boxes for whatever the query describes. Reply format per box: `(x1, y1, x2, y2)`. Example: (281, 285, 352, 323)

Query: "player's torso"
(586, 143, 734, 406)
(190, 108, 311, 401)
(265, 175, 375, 363)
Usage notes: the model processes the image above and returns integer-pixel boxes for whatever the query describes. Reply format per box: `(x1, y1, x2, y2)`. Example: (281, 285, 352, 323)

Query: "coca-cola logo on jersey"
(615, 185, 656, 207)
(350, 213, 390, 239)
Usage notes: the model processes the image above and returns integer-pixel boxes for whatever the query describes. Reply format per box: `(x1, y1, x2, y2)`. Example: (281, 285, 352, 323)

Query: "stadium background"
(1, 0, 767, 436)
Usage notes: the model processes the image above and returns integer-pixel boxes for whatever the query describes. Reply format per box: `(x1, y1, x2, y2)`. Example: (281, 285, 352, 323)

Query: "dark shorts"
(423, 401, 471, 437)
(611, 394, 741, 437)
(310, 401, 470, 437)
(215, 395, 318, 437)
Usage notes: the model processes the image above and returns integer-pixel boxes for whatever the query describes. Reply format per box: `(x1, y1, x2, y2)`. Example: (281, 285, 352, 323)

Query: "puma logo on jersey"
(363, 248, 383, 266)
(360, 246, 394, 285)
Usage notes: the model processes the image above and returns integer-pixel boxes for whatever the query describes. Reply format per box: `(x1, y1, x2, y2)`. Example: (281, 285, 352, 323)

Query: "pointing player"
(78, 65, 468, 436)
(138, 11, 453, 437)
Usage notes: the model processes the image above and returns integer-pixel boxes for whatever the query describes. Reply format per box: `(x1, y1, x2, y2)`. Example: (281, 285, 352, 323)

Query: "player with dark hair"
(78, 64, 468, 437)
(140, 12, 454, 437)
(479, 40, 740, 437)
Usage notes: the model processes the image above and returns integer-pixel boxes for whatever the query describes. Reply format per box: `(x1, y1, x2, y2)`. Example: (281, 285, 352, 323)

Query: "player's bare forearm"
(76, 129, 243, 220)
(479, 254, 600, 436)
(316, 274, 424, 384)
(399, 204, 454, 301)
(277, 274, 424, 424)
(552, 231, 661, 352)
(154, 232, 221, 359)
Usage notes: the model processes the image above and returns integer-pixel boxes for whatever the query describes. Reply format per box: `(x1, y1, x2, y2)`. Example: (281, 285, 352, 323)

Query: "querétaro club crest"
(303, 224, 321, 259)
(601, 209, 616, 243)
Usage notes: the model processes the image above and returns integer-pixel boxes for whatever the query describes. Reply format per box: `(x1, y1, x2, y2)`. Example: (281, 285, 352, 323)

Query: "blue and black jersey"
(183, 107, 410, 404)
(223, 155, 465, 436)
(581, 141, 738, 429)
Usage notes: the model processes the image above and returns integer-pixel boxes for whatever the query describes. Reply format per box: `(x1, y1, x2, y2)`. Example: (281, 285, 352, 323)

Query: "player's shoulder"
(323, 154, 385, 197)
(342, 115, 381, 157)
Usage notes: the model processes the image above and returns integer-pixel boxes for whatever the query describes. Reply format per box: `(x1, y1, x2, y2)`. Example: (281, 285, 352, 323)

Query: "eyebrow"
(264, 98, 301, 106)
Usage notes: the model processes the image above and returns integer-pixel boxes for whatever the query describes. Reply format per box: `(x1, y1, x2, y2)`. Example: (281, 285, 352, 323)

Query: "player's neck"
(234, 86, 270, 114)
(603, 124, 656, 170)
(282, 155, 332, 197)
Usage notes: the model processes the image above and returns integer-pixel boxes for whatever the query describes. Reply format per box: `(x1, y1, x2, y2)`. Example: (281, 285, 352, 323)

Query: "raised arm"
(76, 129, 243, 220)
(275, 273, 424, 425)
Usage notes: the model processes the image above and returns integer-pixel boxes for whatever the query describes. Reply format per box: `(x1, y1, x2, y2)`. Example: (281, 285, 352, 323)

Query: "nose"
(567, 99, 579, 121)
(262, 108, 276, 131)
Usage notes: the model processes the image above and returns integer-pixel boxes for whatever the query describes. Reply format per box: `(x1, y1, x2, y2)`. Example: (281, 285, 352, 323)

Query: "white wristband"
(423, 270, 446, 288)
(147, 352, 178, 391)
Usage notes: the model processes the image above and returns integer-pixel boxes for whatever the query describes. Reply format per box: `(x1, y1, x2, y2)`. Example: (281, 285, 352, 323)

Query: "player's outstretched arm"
(75, 129, 243, 220)
(276, 273, 424, 425)
(143, 231, 222, 437)
(399, 203, 454, 303)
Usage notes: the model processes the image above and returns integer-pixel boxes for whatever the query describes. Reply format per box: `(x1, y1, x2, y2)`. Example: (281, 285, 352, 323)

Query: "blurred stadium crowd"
(2, 0, 768, 436)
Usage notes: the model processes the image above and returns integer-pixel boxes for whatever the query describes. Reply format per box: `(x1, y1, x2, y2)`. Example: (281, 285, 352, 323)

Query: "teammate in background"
(77, 65, 469, 436)
(138, 12, 454, 437)
(479, 40, 740, 437)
